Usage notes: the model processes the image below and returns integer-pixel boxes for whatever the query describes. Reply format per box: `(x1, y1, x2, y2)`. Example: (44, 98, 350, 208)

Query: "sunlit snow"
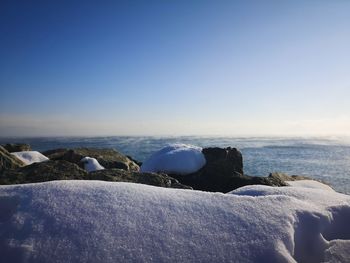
(286, 180, 334, 191)
(80, 157, 105, 172)
(140, 144, 206, 174)
(0, 180, 349, 262)
(11, 151, 49, 165)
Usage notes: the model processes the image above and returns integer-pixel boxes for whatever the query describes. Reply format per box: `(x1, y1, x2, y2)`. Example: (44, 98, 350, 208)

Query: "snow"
(0, 181, 349, 263)
(11, 151, 49, 165)
(80, 157, 105, 172)
(140, 143, 206, 174)
(286, 180, 335, 191)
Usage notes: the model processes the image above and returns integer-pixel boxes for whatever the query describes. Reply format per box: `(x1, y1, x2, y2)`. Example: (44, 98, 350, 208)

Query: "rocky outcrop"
(0, 152, 190, 189)
(43, 148, 139, 172)
(0, 160, 87, 185)
(268, 172, 312, 182)
(170, 147, 286, 193)
(0, 143, 321, 192)
(2, 143, 31, 152)
(0, 146, 25, 172)
(88, 169, 192, 189)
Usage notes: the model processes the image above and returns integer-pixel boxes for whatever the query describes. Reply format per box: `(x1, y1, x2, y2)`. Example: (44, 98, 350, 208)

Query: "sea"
(1, 136, 350, 195)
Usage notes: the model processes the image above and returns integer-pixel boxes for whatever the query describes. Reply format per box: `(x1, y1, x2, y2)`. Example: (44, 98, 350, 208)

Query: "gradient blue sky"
(1, 0, 350, 136)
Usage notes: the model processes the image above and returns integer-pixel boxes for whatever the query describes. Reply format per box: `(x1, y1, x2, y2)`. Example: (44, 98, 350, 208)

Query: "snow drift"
(0, 180, 349, 263)
(140, 144, 206, 174)
(11, 151, 49, 165)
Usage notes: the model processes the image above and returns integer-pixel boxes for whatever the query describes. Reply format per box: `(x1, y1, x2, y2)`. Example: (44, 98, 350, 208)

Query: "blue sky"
(1, 0, 350, 136)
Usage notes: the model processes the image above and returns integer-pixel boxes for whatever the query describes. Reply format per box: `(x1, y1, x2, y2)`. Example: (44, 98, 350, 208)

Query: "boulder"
(42, 148, 139, 172)
(0, 146, 25, 172)
(0, 160, 87, 185)
(201, 147, 243, 174)
(2, 143, 31, 152)
(170, 147, 287, 193)
(88, 169, 192, 189)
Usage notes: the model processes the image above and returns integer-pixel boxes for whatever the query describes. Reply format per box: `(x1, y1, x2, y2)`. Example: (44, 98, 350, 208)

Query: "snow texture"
(0, 180, 350, 263)
(11, 151, 49, 165)
(286, 180, 335, 191)
(80, 157, 105, 172)
(140, 143, 206, 174)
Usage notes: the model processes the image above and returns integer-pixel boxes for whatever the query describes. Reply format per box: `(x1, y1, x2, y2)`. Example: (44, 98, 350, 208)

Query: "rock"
(170, 147, 287, 193)
(0, 158, 190, 189)
(42, 148, 139, 172)
(127, 155, 142, 166)
(2, 143, 31, 152)
(268, 172, 312, 182)
(169, 147, 244, 192)
(88, 169, 192, 189)
(42, 148, 69, 159)
(0, 160, 87, 185)
(201, 147, 243, 175)
(0, 146, 25, 172)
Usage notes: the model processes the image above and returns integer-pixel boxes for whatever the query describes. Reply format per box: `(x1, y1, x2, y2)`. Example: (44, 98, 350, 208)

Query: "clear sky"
(1, 0, 350, 136)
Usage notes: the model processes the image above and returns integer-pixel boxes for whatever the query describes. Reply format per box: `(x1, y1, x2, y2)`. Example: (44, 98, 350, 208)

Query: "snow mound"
(140, 143, 206, 174)
(286, 180, 335, 191)
(11, 151, 49, 165)
(80, 157, 105, 172)
(0, 181, 349, 263)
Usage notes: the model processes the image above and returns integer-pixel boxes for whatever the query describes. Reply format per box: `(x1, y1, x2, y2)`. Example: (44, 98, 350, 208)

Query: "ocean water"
(1, 136, 350, 194)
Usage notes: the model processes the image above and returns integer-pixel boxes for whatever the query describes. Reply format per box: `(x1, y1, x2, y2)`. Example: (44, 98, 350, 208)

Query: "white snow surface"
(140, 143, 206, 174)
(286, 180, 335, 191)
(11, 151, 49, 165)
(0, 180, 350, 263)
(80, 157, 105, 172)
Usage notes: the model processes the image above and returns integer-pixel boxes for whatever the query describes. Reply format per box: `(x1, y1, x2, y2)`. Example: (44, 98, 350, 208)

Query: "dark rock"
(0, 160, 87, 185)
(268, 172, 312, 182)
(43, 148, 140, 172)
(88, 169, 192, 189)
(2, 143, 31, 152)
(0, 146, 25, 172)
(126, 155, 142, 166)
(202, 147, 243, 174)
(170, 147, 288, 193)
(0, 157, 190, 189)
(170, 147, 246, 192)
(42, 148, 69, 160)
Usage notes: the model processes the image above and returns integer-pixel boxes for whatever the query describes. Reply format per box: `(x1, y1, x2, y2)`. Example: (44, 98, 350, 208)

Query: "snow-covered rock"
(11, 151, 49, 165)
(80, 157, 105, 172)
(0, 180, 349, 262)
(140, 144, 206, 174)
